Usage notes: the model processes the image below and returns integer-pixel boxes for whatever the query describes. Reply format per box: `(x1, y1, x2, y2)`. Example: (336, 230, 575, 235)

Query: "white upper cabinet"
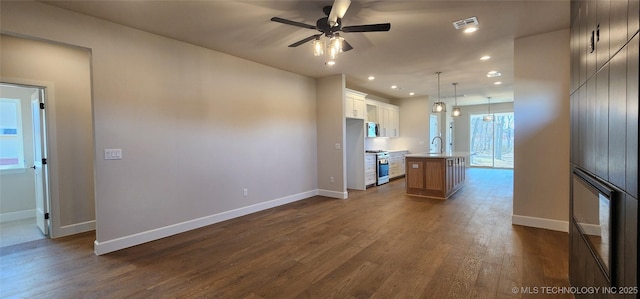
(345, 89, 367, 119)
(367, 99, 399, 137)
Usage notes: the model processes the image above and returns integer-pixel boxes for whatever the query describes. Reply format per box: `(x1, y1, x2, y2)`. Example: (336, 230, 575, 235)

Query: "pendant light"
(431, 72, 447, 113)
(451, 83, 461, 117)
(483, 97, 494, 122)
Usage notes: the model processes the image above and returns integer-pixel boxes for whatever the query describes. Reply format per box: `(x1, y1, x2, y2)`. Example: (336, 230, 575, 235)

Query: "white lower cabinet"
(365, 154, 377, 186)
(389, 151, 408, 179)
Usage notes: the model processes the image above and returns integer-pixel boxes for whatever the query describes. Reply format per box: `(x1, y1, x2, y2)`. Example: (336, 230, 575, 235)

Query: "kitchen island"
(405, 152, 468, 199)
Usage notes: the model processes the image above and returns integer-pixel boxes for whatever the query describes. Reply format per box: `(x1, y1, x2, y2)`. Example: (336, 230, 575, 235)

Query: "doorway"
(469, 112, 515, 168)
(0, 83, 50, 247)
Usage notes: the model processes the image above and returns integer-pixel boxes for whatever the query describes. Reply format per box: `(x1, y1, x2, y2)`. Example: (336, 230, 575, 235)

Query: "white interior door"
(31, 89, 49, 236)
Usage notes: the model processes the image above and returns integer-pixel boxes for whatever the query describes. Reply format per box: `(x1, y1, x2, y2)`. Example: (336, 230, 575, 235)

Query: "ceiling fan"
(270, 0, 391, 52)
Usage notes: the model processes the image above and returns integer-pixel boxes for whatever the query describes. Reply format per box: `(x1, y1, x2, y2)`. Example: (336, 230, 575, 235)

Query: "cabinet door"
(595, 64, 609, 179)
(579, 85, 588, 168)
(353, 97, 365, 119)
(626, 35, 638, 198)
(630, 0, 639, 40)
(378, 106, 390, 137)
(585, 76, 597, 173)
(571, 93, 579, 164)
(345, 89, 367, 119)
(596, 0, 610, 71)
(389, 107, 399, 137)
(446, 158, 454, 194)
(586, 0, 597, 78)
(345, 95, 355, 118)
(610, 0, 628, 55)
(571, 5, 582, 93)
(609, 44, 627, 189)
(579, 0, 588, 84)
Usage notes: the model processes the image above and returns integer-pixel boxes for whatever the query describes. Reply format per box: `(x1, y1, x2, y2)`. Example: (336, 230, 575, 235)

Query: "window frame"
(0, 97, 26, 171)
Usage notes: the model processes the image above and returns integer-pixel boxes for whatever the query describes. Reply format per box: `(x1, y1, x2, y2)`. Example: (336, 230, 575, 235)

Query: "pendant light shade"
(431, 72, 447, 113)
(483, 97, 494, 122)
(451, 83, 461, 117)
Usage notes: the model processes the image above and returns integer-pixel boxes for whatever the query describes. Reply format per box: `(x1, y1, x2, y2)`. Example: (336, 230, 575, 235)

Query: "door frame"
(1, 80, 52, 237)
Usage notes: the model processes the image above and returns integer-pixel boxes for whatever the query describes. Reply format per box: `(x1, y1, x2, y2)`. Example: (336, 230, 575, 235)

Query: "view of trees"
(470, 113, 514, 168)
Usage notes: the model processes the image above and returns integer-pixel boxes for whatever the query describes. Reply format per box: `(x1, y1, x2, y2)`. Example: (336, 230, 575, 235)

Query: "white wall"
(1, 1, 318, 254)
(1, 35, 95, 236)
(0, 86, 37, 219)
(393, 96, 432, 154)
(513, 29, 570, 231)
(317, 75, 347, 198)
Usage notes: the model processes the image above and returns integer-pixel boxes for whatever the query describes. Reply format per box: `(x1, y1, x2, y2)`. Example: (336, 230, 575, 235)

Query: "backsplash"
(365, 137, 389, 151)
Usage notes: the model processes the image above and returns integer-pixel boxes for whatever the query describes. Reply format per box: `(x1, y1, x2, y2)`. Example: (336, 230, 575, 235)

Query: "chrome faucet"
(431, 136, 443, 153)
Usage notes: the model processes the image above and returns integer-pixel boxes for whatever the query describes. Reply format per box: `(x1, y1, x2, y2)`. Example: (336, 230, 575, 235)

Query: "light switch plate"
(104, 148, 122, 160)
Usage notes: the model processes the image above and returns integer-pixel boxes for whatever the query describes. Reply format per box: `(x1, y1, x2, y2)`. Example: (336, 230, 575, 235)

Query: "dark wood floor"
(0, 168, 571, 298)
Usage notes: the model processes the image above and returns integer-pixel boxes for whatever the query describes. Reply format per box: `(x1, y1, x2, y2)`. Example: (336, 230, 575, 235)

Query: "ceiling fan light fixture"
(330, 34, 345, 53)
(312, 38, 325, 56)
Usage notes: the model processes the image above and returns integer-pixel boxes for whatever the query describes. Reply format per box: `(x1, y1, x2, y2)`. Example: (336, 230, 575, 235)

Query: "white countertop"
(387, 149, 409, 153)
(405, 151, 471, 158)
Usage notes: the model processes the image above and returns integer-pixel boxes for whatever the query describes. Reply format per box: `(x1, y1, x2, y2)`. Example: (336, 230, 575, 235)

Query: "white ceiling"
(43, 0, 570, 106)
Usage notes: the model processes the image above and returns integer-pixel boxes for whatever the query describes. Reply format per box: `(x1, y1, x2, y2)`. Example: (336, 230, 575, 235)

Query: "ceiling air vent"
(452, 17, 479, 30)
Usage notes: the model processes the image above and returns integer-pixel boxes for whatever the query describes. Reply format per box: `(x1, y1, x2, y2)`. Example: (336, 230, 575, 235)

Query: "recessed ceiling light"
(325, 60, 336, 66)
(487, 71, 501, 77)
(368, 76, 375, 80)
(464, 27, 478, 33)
(494, 81, 502, 85)
(480, 55, 491, 60)
(391, 85, 398, 89)
(409, 92, 415, 96)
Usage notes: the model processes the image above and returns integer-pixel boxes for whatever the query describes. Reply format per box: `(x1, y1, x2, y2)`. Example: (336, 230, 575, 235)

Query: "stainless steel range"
(366, 150, 389, 185)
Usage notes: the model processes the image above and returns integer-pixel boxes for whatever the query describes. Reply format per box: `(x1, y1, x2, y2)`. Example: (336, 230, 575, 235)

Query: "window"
(469, 112, 514, 168)
(0, 98, 25, 169)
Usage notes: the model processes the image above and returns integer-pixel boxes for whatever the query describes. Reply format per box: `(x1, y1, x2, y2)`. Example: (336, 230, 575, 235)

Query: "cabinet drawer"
(365, 173, 376, 185)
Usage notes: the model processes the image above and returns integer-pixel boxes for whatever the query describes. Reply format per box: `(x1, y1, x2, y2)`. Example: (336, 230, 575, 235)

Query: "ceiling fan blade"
(271, 17, 317, 30)
(328, 0, 351, 26)
(288, 34, 322, 47)
(342, 40, 353, 52)
(342, 23, 391, 32)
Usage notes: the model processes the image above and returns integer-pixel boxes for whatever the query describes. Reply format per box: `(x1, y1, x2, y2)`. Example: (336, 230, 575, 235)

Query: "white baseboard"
(578, 223, 602, 236)
(0, 209, 35, 223)
(512, 214, 569, 232)
(318, 189, 348, 199)
(54, 220, 96, 238)
(94, 190, 318, 255)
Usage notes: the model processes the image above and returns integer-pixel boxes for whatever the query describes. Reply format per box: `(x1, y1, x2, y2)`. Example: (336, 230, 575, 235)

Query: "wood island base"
(405, 155, 466, 200)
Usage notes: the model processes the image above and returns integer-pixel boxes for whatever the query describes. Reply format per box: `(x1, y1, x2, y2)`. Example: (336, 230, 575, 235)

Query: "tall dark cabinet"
(570, 0, 639, 297)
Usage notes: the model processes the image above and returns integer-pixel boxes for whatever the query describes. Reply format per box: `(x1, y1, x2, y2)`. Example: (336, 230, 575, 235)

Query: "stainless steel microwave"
(366, 122, 379, 138)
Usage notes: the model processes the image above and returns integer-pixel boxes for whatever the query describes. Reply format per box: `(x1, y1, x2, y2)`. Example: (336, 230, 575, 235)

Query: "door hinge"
(44, 213, 50, 220)
(39, 103, 45, 109)
(42, 158, 47, 165)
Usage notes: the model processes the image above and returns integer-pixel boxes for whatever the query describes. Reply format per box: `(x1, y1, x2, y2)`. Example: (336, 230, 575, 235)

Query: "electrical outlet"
(335, 143, 341, 150)
(330, 177, 334, 183)
(243, 189, 248, 197)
